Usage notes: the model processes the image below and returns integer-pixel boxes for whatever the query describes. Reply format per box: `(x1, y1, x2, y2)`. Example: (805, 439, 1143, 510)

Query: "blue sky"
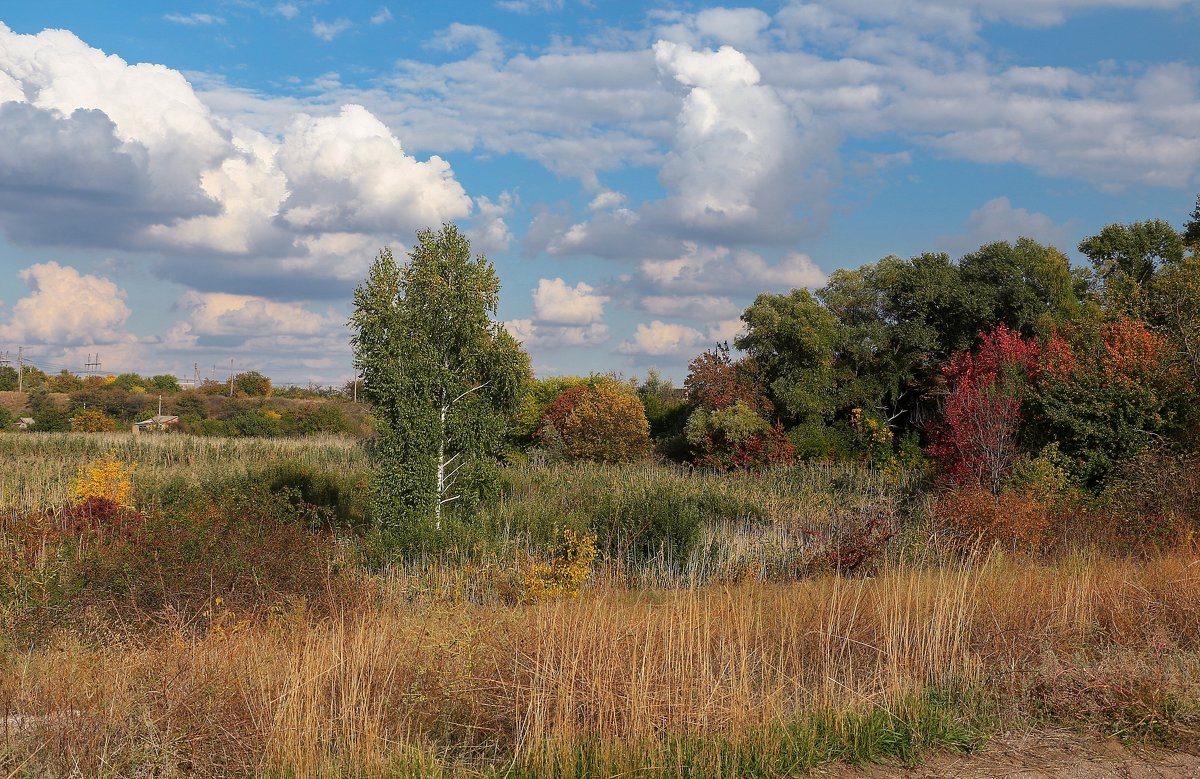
(0, 1, 1197, 386)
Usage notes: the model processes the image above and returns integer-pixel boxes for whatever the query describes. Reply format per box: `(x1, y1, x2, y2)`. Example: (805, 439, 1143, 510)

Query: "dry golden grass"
(4, 551, 1200, 777)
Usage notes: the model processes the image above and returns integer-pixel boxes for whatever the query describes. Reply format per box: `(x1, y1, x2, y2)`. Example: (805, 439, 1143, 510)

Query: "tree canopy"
(351, 224, 529, 530)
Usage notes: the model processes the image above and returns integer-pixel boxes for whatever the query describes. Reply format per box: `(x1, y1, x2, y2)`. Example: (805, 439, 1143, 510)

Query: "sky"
(0, 1, 1197, 387)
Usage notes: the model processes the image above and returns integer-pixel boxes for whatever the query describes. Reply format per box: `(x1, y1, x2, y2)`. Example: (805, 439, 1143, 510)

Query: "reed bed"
(0, 433, 365, 514)
(4, 552, 1200, 777)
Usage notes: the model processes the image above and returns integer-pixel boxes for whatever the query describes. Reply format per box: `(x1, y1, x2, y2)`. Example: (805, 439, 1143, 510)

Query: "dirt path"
(822, 732, 1200, 778)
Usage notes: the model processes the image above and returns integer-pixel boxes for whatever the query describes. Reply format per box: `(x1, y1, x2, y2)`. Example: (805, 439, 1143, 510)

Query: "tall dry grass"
(4, 551, 1200, 777)
(0, 432, 364, 514)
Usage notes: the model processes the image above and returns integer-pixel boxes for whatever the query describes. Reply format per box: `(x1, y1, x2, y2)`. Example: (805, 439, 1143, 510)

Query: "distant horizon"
(0, 2, 1197, 386)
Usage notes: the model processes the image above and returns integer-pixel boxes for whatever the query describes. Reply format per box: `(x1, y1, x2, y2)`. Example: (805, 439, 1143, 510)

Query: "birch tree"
(351, 224, 529, 530)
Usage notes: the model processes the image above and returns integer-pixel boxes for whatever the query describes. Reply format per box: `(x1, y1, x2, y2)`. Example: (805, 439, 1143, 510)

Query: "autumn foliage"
(684, 346, 795, 471)
(536, 384, 652, 463)
(927, 325, 1044, 492)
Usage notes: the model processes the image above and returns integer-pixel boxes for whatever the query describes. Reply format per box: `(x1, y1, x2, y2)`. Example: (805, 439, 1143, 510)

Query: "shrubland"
(2, 207, 1200, 776)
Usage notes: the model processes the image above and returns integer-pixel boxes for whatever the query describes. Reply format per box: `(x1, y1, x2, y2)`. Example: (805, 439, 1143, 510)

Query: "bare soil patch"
(825, 731, 1200, 778)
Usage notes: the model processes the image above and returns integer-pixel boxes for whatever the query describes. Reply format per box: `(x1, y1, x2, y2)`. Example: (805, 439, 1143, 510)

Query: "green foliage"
(736, 288, 841, 423)
(1078, 219, 1184, 315)
(231, 409, 281, 437)
(685, 402, 769, 447)
(1185, 193, 1200, 249)
(0, 364, 17, 391)
(637, 368, 689, 451)
(47, 370, 83, 392)
(351, 225, 530, 532)
(0, 404, 12, 429)
(1151, 253, 1200, 389)
(279, 403, 354, 436)
(233, 370, 272, 397)
(787, 420, 855, 461)
(958, 238, 1080, 336)
(28, 390, 70, 432)
(147, 374, 182, 393)
(1027, 318, 1185, 488)
(111, 372, 146, 392)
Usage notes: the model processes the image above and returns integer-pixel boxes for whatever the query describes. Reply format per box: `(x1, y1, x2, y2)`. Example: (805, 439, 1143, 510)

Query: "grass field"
(2, 433, 1198, 777)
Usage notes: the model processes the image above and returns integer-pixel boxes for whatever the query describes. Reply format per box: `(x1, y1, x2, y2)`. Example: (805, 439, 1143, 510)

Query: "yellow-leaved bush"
(522, 528, 598, 601)
(67, 451, 136, 509)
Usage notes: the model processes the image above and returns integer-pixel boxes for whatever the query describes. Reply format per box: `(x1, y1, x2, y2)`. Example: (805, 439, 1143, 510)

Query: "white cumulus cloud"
(532, 278, 609, 325)
(0, 262, 132, 345)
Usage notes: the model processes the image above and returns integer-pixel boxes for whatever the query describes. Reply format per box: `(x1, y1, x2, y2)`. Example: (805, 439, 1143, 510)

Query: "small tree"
(351, 224, 529, 530)
(927, 325, 1042, 492)
(234, 371, 272, 397)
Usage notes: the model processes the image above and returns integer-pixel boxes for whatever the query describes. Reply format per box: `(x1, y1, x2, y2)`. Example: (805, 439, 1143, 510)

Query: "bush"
(537, 384, 653, 463)
(70, 408, 119, 432)
(68, 484, 338, 617)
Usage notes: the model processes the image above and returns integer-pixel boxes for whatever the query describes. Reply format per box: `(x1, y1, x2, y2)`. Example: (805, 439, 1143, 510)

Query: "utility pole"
(17, 346, 23, 392)
(193, 363, 199, 388)
(84, 353, 101, 377)
(229, 358, 235, 397)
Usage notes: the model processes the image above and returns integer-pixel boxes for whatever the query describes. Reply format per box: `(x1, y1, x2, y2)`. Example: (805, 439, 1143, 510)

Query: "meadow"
(2, 433, 1199, 777)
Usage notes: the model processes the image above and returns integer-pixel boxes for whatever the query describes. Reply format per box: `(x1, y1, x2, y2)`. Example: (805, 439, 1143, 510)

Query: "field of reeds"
(2, 433, 1200, 777)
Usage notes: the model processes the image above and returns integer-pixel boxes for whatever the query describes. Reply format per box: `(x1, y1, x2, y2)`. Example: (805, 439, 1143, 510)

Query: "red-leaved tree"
(927, 325, 1044, 492)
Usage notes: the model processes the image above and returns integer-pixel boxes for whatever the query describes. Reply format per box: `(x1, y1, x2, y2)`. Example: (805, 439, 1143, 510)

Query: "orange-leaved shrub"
(536, 384, 652, 463)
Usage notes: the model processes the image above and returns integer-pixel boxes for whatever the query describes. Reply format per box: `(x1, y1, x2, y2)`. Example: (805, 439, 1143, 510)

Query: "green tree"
(1153, 253, 1200, 389)
(736, 288, 841, 423)
(111, 372, 146, 392)
(148, 374, 182, 393)
(1078, 219, 1184, 316)
(1183, 193, 1200, 249)
(351, 225, 529, 530)
(958, 238, 1081, 337)
(0, 365, 16, 392)
(234, 370, 272, 397)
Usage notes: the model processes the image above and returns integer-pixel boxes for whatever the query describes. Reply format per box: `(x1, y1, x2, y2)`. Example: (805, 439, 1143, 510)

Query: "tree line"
(353, 201, 1200, 548)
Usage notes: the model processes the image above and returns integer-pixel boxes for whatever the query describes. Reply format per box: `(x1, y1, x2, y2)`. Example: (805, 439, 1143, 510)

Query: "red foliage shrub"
(927, 325, 1042, 492)
(684, 345, 772, 415)
(534, 386, 590, 444)
(934, 485, 1056, 551)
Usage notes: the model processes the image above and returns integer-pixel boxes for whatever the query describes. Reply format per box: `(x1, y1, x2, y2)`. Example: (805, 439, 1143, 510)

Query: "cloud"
(657, 7, 774, 50)
(312, 19, 352, 41)
(424, 23, 504, 58)
(532, 278, 608, 325)
(527, 39, 838, 259)
(615, 320, 706, 358)
(495, 0, 564, 13)
(272, 3, 300, 19)
(0, 262, 132, 345)
(468, 192, 516, 254)
(164, 13, 225, 26)
(0, 25, 476, 298)
(639, 243, 827, 294)
(275, 104, 471, 235)
(639, 295, 741, 320)
(504, 319, 609, 349)
(370, 7, 393, 25)
(938, 197, 1075, 255)
(177, 291, 336, 339)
